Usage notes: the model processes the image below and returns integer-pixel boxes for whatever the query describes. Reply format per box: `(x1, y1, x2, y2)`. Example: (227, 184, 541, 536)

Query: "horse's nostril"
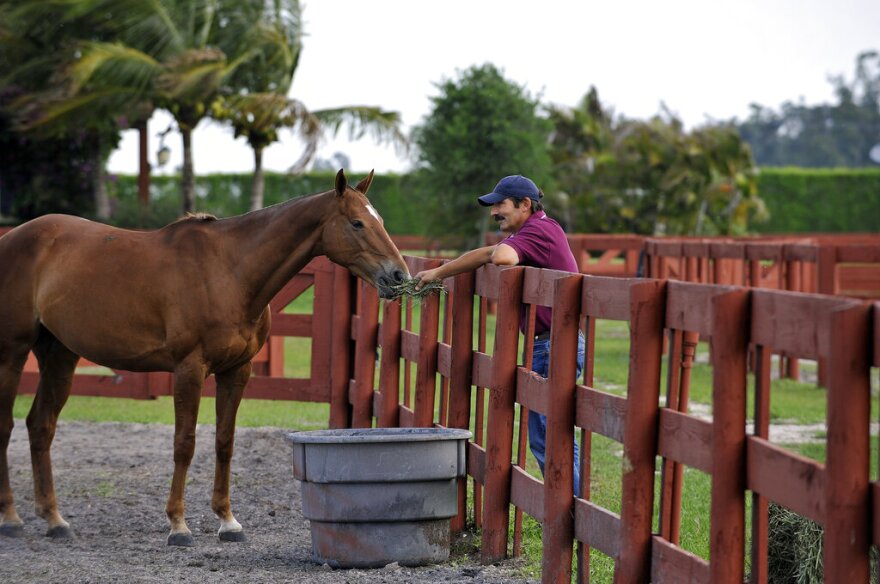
(393, 270, 406, 284)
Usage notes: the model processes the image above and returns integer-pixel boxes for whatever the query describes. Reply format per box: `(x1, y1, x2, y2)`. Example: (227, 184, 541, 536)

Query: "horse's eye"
(351, 219, 364, 230)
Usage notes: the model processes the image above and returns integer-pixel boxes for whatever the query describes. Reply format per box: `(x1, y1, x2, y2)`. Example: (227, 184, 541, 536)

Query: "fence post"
(447, 271, 475, 534)
(412, 262, 442, 428)
(542, 274, 582, 583)
(816, 245, 837, 387)
(351, 283, 379, 428)
(616, 279, 666, 584)
(481, 266, 524, 564)
(376, 298, 402, 428)
(824, 303, 871, 582)
(709, 289, 750, 583)
(329, 266, 354, 428)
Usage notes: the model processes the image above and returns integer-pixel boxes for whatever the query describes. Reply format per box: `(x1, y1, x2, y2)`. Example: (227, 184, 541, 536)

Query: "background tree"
(8, 0, 302, 216)
(549, 89, 765, 235)
(411, 63, 553, 248)
(735, 50, 880, 167)
(214, 94, 406, 211)
(211, 0, 407, 211)
(0, 0, 121, 220)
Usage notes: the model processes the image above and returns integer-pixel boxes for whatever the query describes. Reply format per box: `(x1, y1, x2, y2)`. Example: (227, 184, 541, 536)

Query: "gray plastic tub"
(287, 427, 471, 568)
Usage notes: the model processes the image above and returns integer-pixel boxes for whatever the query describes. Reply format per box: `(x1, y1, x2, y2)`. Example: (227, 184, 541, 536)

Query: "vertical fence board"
(616, 280, 666, 584)
(481, 266, 524, 564)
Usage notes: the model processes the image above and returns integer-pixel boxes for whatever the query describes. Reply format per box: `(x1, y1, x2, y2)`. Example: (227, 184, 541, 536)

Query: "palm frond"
(312, 106, 409, 154)
(65, 41, 160, 95)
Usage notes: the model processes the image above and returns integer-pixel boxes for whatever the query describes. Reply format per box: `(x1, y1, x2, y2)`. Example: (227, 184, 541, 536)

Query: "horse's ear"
(355, 169, 375, 195)
(335, 168, 347, 196)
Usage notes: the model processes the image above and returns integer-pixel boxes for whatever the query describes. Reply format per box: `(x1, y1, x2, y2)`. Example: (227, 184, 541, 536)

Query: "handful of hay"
(386, 278, 447, 301)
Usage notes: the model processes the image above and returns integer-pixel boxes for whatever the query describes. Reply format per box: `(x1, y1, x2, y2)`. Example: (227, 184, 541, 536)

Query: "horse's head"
(321, 169, 410, 299)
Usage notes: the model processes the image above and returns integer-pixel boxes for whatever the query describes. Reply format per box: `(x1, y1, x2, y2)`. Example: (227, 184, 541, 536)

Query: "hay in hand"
(386, 278, 447, 301)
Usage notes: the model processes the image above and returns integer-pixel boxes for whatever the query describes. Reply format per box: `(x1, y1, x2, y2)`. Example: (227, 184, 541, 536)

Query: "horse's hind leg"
(211, 362, 251, 542)
(27, 328, 79, 538)
(0, 348, 29, 537)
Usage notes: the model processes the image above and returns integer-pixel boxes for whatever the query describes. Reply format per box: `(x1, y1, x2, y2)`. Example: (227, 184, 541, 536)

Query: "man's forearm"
(436, 245, 496, 279)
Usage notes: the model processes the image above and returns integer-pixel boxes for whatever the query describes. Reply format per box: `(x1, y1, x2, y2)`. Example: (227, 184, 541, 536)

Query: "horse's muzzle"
(376, 266, 409, 299)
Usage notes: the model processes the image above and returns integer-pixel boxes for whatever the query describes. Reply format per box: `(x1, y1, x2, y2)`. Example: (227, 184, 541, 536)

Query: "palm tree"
(10, 0, 301, 215)
(212, 0, 408, 211)
(0, 0, 123, 219)
(216, 93, 407, 211)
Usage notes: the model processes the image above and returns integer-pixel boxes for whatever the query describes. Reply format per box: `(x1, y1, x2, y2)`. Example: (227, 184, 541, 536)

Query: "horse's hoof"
(0, 523, 24, 538)
(167, 532, 196, 547)
(219, 529, 247, 543)
(46, 525, 74, 539)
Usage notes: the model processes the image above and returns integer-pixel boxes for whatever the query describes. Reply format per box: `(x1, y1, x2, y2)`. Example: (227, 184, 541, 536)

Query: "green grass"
(11, 296, 878, 582)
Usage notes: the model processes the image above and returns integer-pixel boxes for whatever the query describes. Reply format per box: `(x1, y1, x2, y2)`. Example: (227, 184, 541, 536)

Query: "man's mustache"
(493, 215, 504, 222)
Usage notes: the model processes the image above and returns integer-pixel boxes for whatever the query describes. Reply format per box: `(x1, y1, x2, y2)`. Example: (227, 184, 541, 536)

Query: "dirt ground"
(0, 420, 533, 584)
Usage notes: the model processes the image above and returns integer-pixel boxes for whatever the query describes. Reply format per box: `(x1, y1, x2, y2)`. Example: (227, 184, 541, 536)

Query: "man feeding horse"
(413, 175, 585, 493)
(0, 170, 409, 546)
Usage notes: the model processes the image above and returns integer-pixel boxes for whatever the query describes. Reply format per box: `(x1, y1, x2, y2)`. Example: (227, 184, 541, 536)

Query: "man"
(413, 174, 585, 493)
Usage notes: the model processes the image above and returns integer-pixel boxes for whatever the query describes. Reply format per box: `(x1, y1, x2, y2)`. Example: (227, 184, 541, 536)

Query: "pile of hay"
(766, 502, 878, 583)
(386, 278, 447, 301)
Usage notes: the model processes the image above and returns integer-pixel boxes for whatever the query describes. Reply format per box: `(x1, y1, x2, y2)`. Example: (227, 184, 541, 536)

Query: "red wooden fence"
(347, 262, 878, 584)
(4, 222, 880, 582)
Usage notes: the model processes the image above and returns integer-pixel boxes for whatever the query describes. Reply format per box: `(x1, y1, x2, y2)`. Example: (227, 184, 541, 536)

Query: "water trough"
(287, 427, 472, 568)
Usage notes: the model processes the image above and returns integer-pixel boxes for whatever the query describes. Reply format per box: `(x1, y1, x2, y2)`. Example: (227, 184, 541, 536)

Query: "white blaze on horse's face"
(366, 204, 382, 223)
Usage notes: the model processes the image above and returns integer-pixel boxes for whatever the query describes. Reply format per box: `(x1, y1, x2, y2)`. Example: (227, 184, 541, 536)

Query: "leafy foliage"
(2, 0, 306, 217)
(103, 171, 419, 231)
(0, 1, 120, 219)
(755, 167, 880, 233)
(736, 50, 880, 167)
(411, 63, 553, 247)
(547, 88, 766, 235)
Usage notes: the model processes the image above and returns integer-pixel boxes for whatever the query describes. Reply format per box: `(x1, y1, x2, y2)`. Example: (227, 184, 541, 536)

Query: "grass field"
(10, 291, 879, 582)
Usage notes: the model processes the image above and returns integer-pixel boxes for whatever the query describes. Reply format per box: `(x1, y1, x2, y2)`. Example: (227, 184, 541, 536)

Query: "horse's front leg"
(211, 361, 251, 542)
(166, 360, 206, 547)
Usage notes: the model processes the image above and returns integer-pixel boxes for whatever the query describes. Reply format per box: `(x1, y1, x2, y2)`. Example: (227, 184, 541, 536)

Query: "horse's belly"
(38, 292, 176, 372)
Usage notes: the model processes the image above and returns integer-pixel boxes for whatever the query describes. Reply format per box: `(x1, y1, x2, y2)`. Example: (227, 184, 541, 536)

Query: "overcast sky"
(107, 0, 880, 176)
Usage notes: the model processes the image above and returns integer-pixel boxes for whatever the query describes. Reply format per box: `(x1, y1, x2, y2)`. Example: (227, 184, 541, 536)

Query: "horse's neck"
(220, 191, 332, 318)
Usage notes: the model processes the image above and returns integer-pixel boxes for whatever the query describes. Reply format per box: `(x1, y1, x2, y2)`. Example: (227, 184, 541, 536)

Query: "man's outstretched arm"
(413, 243, 520, 289)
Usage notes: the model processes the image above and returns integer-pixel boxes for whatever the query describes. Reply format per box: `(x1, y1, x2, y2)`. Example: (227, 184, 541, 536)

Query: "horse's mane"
(172, 212, 217, 224)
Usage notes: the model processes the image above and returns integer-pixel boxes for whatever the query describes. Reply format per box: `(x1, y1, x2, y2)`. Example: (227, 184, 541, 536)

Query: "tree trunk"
(137, 121, 150, 208)
(250, 146, 265, 212)
(85, 130, 111, 220)
(181, 127, 195, 214)
(93, 150, 111, 220)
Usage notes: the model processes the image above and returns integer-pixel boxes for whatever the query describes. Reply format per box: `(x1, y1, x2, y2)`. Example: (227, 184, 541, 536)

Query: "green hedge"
(108, 167, 880, 235)
(109, 171, 423, 234)
(756, 167, 880, 233)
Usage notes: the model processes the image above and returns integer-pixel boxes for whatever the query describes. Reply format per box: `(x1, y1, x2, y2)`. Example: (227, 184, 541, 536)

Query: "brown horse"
(0, 169, 408, 546)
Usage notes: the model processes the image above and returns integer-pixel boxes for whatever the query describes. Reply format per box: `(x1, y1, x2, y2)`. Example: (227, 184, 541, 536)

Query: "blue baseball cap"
(478, 175, 542, 206)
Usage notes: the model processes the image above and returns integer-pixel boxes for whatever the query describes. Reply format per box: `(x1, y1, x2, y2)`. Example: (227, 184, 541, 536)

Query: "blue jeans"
(527, 332, 585, 495)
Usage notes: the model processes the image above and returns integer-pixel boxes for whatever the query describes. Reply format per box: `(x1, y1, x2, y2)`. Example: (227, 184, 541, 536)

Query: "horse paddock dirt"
(0, 420, 533, 584)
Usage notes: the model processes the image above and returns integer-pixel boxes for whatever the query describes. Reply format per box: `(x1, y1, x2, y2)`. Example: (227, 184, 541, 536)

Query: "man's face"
(490, 198, 530, 233)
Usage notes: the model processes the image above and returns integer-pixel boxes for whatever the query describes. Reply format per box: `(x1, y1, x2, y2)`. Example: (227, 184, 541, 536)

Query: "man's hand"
(413, 268, 443, 291)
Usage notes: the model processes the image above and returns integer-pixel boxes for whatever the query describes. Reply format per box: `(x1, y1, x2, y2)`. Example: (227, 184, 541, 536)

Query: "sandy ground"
(0, 421, 533, 584)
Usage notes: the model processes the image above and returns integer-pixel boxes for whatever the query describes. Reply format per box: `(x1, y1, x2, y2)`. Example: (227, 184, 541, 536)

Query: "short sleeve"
(503, 223, 548, 267)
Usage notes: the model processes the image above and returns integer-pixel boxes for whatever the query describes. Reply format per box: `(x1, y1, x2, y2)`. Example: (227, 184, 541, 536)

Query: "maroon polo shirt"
(499, 211, 578, 335)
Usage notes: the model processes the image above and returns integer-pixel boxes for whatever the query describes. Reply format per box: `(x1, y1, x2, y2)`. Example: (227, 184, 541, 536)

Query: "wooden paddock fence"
(349, 259, 879, 584)
(4, 223, 880, 582)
